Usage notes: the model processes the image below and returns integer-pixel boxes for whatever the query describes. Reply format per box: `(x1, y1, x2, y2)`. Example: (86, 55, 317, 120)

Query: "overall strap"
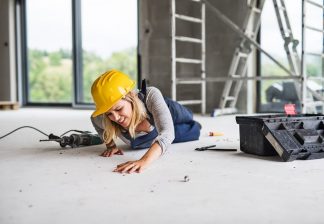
(140, 79, 147, 97)
(137, 79, 147, 102)
(138, 79, 153, 123)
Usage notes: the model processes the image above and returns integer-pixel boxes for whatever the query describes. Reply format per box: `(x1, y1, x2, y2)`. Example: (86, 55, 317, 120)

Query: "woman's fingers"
(116, 150, 124, 155)
(116, 163, 132, 171)
(113, 159, 149, 174)
(101, 148, 123, 157)
(101, 150, 109, 157)
(114, 162, 137, 173)
(135, 166, 144, 173)
(129, 164, 139, 173)
(107, 149, 113, 157)
(116, 161, 130, 167)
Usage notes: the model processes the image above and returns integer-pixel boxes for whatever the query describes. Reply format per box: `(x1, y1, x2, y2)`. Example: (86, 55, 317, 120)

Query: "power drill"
(40, 131, 103, 148)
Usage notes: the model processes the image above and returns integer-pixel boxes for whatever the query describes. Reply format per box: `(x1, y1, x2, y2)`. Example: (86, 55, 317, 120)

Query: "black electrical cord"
(0, 126, 49, 140)
(0, 126, 88, 140)
(59, 130, 88, 137)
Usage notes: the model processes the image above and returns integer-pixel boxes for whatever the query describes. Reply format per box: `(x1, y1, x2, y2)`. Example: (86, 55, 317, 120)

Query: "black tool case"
(236, 114, 324, 161)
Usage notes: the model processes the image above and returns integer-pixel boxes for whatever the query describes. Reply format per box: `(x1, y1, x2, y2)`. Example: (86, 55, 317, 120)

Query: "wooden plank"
(0, 101, 19, 110)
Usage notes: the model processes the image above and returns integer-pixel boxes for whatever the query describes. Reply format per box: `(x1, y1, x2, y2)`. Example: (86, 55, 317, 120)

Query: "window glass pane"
(260, 0, 303, 112)
(304, 1, 323, 85)
(26, 0, 72, 103)
(81, 0, 138, 103)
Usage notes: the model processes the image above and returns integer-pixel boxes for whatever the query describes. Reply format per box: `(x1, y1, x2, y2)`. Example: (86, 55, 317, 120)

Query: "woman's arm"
(113, 142, 162, 173)
(145, 87, 175, 153)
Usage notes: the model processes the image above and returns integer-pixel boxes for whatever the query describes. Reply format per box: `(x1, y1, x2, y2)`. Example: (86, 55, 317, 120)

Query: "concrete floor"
(0, 108, 324, 224)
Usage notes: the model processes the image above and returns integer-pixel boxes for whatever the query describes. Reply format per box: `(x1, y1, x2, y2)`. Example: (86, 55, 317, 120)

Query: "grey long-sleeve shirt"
(91, 87, 175, 154)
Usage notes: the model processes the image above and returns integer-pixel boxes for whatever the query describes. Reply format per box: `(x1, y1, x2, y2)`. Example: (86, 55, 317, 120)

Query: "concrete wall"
(140, 0, 249, 113)
(0, 0, 17, 101)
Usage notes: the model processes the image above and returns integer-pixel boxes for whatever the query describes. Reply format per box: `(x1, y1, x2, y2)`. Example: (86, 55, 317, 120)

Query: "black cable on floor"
(0, 126, 49, 140)
(0, 126, 89, 140)
(59, 130, 88, 137)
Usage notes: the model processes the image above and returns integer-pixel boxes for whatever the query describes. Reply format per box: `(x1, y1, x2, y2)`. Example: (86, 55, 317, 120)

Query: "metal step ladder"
(273, 0, 301, 76)
(214, 0, 324, 115)
(301, 0, 324, 113)
(215, 0, 266, 115)
(272, 0, 306, 109)
(273, 0, 320, 113)
(171, 0, 206, 114)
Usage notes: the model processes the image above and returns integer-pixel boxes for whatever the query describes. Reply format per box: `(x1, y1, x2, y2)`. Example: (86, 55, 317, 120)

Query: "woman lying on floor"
(91, 69, 201, 174)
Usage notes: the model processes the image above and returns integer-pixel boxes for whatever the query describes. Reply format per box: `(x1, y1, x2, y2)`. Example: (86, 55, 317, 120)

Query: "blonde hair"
(102, 91, 147, 145)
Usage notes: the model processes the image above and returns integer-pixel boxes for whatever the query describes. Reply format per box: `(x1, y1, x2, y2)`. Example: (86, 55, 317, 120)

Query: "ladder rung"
(176, 79, 204, 84)
(283, 30, 292, 36)
(175, 36, 202, 43)
(305, 101, 324, 106)
(231, 74, 242, 79)
(307, 76, 324, 81)
(190, 0, 201, 2)
(237, 52, 249, 58)
(277, 6, 286, 11)
(305, 25, 324, 34)
(251, 7, 262, 13)
(176, 58, 202, 64)
(175, 14, 202, 23)
(212, 107, 237, 116)
(178, 100, 202, 105)
(225, 96, 235, 101)
(244, 30, 255, 38)
(305, 52, 324, 58)
(305, 0, 324, 9)
(307, 76, 324, 80)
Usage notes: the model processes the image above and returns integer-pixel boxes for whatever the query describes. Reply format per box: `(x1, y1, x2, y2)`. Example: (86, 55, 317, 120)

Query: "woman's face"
(106, 99, 133, 128)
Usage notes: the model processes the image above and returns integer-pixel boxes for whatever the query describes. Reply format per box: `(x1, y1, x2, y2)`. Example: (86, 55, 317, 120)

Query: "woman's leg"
(164, 97, 201, 143)
(173, 121, 201, 143)
(164, 97, 193, 124)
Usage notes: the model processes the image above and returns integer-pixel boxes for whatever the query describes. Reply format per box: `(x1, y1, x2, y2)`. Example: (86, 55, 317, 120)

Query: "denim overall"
(121, 81, 201, 149)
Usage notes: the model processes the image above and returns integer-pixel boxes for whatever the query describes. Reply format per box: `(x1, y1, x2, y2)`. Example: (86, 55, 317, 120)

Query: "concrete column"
(0, 0, 17, 101)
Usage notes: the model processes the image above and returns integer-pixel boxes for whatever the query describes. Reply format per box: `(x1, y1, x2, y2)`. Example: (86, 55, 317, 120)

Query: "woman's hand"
(101, 148, 124, 157)
(113, 159, 150, 174)
(113, 142, 163, 174)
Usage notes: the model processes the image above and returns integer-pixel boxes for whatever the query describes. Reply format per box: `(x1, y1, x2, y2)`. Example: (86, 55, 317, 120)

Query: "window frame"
(16, 0, 140, 108)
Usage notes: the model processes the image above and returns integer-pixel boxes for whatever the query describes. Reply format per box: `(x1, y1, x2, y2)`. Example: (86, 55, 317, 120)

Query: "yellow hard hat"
(91, 69, 136, 117)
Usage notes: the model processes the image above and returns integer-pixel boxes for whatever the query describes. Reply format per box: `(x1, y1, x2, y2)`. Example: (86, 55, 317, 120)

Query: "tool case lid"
(236, 114, 324, 161)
